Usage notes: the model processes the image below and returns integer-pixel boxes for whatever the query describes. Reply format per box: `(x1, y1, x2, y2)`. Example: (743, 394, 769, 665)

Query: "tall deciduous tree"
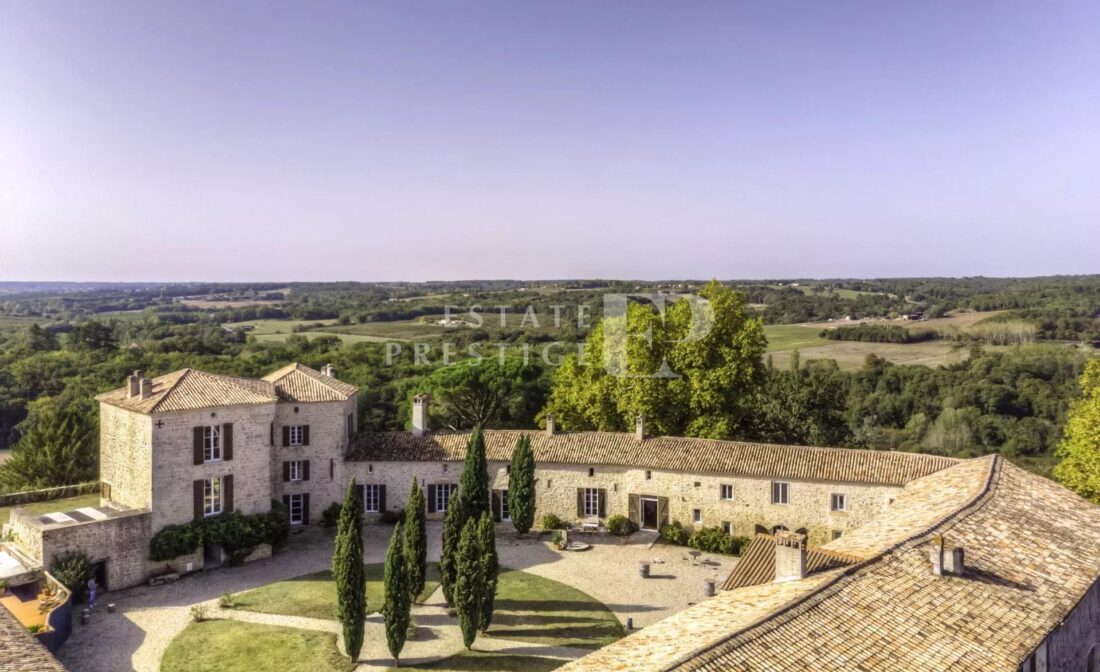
(383, 520, 412, 666)
(333, 480, 366, 661)
(439, 491, 466, 606)
(1054, 359, 1100, 503)
(545, 280, 766, 439)
(453, 518, 485, 649)
(416, 356, 548, 429)
(507, 434, 536, 534)
(404, 479, 427, 598)
(477, 512, 498, 633)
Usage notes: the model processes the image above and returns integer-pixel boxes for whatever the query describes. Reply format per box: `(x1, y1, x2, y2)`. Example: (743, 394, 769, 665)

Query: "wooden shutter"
(193, 480, 204, 520)
(303, 460, 311, 481)
(223, 423, 233, 461)
(193, 428, 204, 465)
(597, 489, 607, 518)
(270, 422, 274, 446)
(576, 488, 584, 517)
(224, 475, 234, 513)
(282, 462, 290, 483)
(491, 490, 502, 522)
(657, 497, 669, 529)
(628, 494, 640, 526)
(282, 426, 290, 447)
(302, 494, 310, 525)
(427, 484, 437, 513)
(379, 484, 386, 513)
(302, 425, 310, 446)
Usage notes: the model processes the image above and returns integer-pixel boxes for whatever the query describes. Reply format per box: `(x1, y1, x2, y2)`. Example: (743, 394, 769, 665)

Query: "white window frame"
(436, 483, 456, 512)
(583, 488, 600, 517)
(720, 484, 734, 500)
(289, 493, 305, 525)
(203, 425, 221, 462)
(203, 477, 222, 517)
(364, 484, 381, 513)
(692, 508, 702, 524)
(831, 493, 847, 512)
(289, 460, 304, 482)
(289, 425, 304, 446)
(771, 481, 790, 505)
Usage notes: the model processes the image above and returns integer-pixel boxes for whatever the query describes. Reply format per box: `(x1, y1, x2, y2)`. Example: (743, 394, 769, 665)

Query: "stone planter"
(639, 561, 651, 578)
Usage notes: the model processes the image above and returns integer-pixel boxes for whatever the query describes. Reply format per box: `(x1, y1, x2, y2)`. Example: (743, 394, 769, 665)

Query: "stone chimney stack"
(412, 394, 431, 437)
(545, 413, 556, 436)
(128, 370, 142, 398)
(139, 376, 153, 400)
(930, 537, 965, 576)
(635, 415, 646, 442)
(774, 531, 807, 583)
(321, 363, 337, 379)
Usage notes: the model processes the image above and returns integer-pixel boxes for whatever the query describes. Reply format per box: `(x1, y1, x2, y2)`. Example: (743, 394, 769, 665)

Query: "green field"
(224, 318, 398, 345)
(485, 569, 624, 649)
(161, 620, 354, 672)
(762, 324, 827, 351)
(391, 651, 566, 671)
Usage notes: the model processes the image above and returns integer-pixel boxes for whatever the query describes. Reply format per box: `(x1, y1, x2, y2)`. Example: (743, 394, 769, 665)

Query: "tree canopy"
(1054, 359, 1100, 503)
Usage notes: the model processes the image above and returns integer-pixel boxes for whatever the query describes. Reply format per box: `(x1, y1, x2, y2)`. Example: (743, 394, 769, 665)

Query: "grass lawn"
(233, 563, 441, 620)
(763, 324, 827, 351)
(160, 620, 354, 672)
(485, 569, 624, 649)
(0, 492, 101, 525)
(390, 651, 566, 671)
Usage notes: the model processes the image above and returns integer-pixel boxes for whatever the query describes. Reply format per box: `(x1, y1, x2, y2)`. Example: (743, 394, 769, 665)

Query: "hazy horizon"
(2, 1, 1099, 282)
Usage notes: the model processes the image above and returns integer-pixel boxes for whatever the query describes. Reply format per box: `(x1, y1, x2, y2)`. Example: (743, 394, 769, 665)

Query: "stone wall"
(9, 509, 153, 591)
(344, 459, 901, 546)
(99, 405, 154, 511)
(270, 397, 356, 524)
(1035, 578, 1100, 671)
(149, 404, 276, 531)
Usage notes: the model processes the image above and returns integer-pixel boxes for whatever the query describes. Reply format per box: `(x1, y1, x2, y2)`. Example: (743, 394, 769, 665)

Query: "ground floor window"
(364, 484, 381, 513)
(500, 488, 510, 521)
(203, 477, 222, 516)
(437, 483, 456, 512)
(722, 521, 732, 535)
(289, 493, 305, 525)
(583, 488, 600, 517)
(693, 508, 702, 524)
(832, 529, 843, 540)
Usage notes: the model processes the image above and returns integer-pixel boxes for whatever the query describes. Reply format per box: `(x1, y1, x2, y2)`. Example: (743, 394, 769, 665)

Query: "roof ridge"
(671, 455, 1003, 671)
(147, 368, 192, 413)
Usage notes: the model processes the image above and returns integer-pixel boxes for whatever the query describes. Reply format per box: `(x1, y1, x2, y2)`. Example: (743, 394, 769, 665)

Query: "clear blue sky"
(1, 1, 1098, 282)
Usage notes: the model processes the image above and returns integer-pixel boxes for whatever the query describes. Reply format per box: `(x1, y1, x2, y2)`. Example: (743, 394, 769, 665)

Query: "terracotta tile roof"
(560, 456, 1100, 672)
(0, 602, 66, 671)
(261, 363, 358, 403)
(95, 368, 277, 414)
(348, 431, 959, 486)
(720, 534, 860, 590)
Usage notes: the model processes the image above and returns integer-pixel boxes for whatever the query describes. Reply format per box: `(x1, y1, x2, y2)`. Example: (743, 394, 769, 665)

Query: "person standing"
(86, 577, 97, 610)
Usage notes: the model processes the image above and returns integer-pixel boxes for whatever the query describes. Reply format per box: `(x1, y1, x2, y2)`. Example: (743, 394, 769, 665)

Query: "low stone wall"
(0, 482, 99, 509)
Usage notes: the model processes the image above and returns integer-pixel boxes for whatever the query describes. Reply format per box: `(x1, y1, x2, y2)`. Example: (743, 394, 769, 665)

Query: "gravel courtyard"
(58, 523, 736, 672)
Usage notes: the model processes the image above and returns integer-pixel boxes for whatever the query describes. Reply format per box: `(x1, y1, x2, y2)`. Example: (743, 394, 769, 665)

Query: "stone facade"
(344, 459, 900, 546)
(270, 398, 357, 525)
(1029, 578, 1100, 672)
(98, 404, 153, 511)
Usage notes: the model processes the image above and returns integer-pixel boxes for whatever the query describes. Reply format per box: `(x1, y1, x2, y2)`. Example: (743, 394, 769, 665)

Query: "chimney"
(321, 363, 337, 379)
(930, 536, 965, 576)
(545, 413, 556, 436)
(127, 370, 142, 398)
(412, 394, 430, 437)
(139, 377, 153, 400)
(635, 415, 646, 442)
(774, 531, 807, 583)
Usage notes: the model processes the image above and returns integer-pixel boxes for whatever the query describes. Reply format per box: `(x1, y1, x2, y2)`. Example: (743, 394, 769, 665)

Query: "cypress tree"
(383, 520, 412, 666)
(507, 434, 536, 534)
(404, 479, 427, 598)
(453, 517, 485, 649)
(476, 511, 499, 632)
(459, 426, 490, 518)
(333, 479, 366, 660)
(440, 492, 467, 606)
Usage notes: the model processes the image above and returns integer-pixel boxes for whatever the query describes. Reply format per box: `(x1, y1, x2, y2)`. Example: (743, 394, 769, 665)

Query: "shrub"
(149, 522, 202, 562)
(27, 624, 43, 634)
(659, 521, 690, 546)
(51, 551, 92, 603)
(606, 515, 637, 537)
(731, 536, 751, 555)
(550, 531, 563, 547)
(218, 592, 236, 609)
(321, 502, 343, 528)
(380, 508, 405, 525)
(204, 512, 271, 565)
(267, 498, 290, 550)
(688, 526, 734, 555)
(539, 513, 570, 530)
(190, 604, 210, 622)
